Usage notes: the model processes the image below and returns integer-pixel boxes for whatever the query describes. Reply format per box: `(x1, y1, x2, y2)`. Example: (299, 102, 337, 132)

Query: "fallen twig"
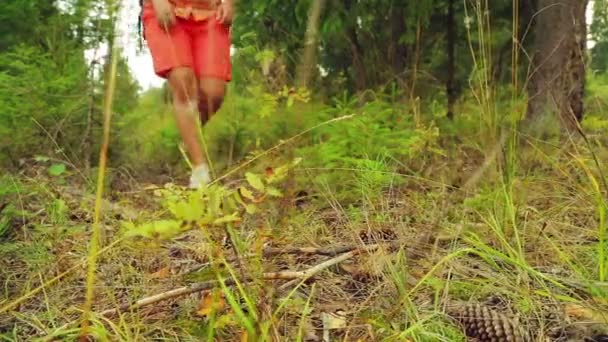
(277, 248, 361, 292)
(182, 241, 401, 275)
(263, 244, 363, 257)
(100, 243, 389, 317)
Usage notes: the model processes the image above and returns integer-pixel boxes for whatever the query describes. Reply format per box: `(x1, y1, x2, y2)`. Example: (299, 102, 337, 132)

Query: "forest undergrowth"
(2, 79, 608, 341)
(0, 0, 607, 339)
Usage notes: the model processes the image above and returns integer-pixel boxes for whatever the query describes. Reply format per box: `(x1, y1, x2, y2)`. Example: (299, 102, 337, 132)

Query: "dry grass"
(1, 135, 608, 341)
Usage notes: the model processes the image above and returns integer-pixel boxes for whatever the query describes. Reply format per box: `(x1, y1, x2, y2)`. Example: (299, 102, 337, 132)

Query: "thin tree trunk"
(525, 0, 588, 132)
(390, 4, 407, 76)
(409, 19, 422, 100)
(295, 0, 326, 88)
(342, 0, 367, 92)
(346, 27, 367, 92)
(446, 0, 456, 119)
(81, 60, 97, 172)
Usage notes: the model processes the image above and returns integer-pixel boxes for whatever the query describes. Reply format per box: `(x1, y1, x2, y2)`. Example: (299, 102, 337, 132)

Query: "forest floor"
(2, 134, 608, 342)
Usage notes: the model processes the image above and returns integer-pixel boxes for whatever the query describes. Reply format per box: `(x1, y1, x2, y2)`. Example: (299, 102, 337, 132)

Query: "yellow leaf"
(321, 311, 347, 329)
(150, 267, 171, 279)
(564, 303, 608, 324)
(239, 186, 255, 201)
(143, 184, 158, 190)
(196, 290, 226, 317)
(245, 204, 257, 214)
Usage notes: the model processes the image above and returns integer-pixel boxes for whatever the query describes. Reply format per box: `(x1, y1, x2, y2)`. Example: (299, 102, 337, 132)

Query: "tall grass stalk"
(505, 0, 521, 187)
(574, 155, 608, 281)
(464, 0, 496, 140)
(295, 284, 315, 342)
(79, 6, 120, 337)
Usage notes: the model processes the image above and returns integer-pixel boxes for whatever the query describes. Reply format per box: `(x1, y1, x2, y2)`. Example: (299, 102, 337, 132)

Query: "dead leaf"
(150, 267, 171, 279)
(564, 303, 608, 324)
(321, 310, 347, 342)
(195, 289, 226, 318)
(303, 319, 320, 341)
(143, 183, 159, 190)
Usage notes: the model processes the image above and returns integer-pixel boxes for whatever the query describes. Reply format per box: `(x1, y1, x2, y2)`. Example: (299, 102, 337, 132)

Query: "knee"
(199, 80, 226, 111)
(201, 87, 225, 105)
(168, 68, 198, 104)
(200, 92, 224, 111)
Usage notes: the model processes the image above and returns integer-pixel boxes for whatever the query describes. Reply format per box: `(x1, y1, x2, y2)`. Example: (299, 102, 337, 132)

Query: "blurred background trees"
(0, 0, 606, 179)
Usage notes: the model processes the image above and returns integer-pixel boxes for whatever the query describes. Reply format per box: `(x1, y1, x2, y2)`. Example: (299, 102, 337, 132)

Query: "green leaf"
(239, 186, 255, 200)
(208, 186, 222, 216)
(223, 194, 238, 213)
(213, 213, 241, 225)
(168, 194, 205, 222)
(245, 204, 258, 214)
(233, 191, 248, 206)
(34, 155, 50, 162)
(265, 187, 283, 197)
(124, 220, 184, 240)
(0, 215, 10, 238)
(215, 312, 238, 329)
(245, 172, 265, 192)
(48, 163, 66, 176)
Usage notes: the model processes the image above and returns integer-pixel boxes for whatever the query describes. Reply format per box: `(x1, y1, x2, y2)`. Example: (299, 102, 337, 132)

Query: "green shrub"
(297, 92, 441, 201)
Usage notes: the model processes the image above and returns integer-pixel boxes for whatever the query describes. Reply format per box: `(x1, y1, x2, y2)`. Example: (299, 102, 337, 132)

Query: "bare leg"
(167, 67, 205, 167)
(198, 77, 227, 125)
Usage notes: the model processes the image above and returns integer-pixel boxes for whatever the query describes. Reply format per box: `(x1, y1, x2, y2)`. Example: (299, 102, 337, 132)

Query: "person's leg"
(167, 67, 205, 168)
(142, 9, 210, 187)
(193, 17, 232, 125)
(198, 78, 226, 125)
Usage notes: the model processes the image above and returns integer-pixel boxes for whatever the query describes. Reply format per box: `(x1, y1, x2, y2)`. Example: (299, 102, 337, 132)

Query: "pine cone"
(448, 303, 526, 342)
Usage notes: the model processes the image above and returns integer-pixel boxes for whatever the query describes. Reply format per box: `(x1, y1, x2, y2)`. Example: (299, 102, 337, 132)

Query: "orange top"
(145, 0, 220, 21)
(171, 0, 220, 21)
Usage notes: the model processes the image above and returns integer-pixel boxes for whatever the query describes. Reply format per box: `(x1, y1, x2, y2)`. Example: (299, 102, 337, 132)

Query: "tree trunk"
(525, 0, 588, 131)
(82, 62, 96, 172)
(446, 0, 456, 119)
(295, 0, 326, 88)
(390, 5, 407, 76)
(346, 27, 367, 92)
(343, 0, 367, 92)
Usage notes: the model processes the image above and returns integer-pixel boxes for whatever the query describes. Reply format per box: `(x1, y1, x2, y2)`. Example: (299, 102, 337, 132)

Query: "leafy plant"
(298, 93, 441, 201)
(122, 158, 300, 241)
(48, 163, 67, 177)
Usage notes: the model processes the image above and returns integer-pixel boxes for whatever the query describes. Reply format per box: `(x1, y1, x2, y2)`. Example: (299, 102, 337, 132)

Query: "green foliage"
(48, 163, 67, 177)
(231, 0, 517, 99)
(590, 0, 608, 73)
(47, 198, 68, 225)
(0, 1, 139, 171)
(0, 176, 22, 239)
(122, 159, 300, 241)
(298, 92, 441, 201)
(2, 2, 607, 341)
(112, 88, 181, 176)
(0, 45, 88, 164)
(582, 73, 608, 135)
(0, 0, 59, 51)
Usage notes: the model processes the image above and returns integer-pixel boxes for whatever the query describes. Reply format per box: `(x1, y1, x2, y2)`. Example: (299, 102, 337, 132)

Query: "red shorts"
(141, 3, 232, 81)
